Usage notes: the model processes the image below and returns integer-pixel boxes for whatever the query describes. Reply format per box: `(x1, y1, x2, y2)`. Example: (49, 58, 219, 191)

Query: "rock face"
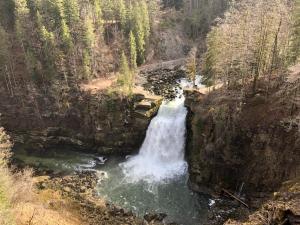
(0, 87, 161, 155)
(185, 78, 300, 194)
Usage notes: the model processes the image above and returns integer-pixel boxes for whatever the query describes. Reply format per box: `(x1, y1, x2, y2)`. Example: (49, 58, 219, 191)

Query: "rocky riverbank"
(34, 170, 174, 225)
(141, 68, 186, 99)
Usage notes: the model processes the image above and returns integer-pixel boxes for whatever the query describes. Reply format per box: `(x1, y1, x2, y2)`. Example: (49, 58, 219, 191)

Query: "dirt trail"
(80, 76, 116, 93)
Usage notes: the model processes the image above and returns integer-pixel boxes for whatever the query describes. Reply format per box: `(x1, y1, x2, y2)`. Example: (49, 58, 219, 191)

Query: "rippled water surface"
(14, 149, 209, 225)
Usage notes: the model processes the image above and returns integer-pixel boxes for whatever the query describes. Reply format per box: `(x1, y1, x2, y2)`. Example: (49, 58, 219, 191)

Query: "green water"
(13, 149, 209, 225)
(14, 149, 98, 173)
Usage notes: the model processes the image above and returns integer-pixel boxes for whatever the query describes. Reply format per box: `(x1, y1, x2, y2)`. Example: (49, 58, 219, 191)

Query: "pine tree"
(24, 49, 39, 81)
(14, 0, 33, 77)
(62, 0, 80, 30)
(129, 31, 137, 69)
(43, 0, 64, 29)
(101, 0, 114, 21)
(36, 10, 57, 79)
(126, 1, 134, 32)
(119, 51, 130, 83)
(186, 56, 197, 87)
(132, 3, 146, 65)
(118, 0, 127, 32)
(82, 49, 91, 79)
(0, 0, 15, 29)
(290, 0, 300, 64)
(61, 19, 73, 51)
(26, 0, 38, 18)
(202, 28, 219, 86)
(83, 17, 95, 51)
(0, 26, 9, 76)
(140, 0, 150, 42)
(118, 51, 133, 95)
(93, 0, 102, 29)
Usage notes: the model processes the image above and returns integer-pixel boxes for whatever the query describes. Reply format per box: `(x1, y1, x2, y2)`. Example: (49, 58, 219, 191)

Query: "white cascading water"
(121, 79, 191, 183)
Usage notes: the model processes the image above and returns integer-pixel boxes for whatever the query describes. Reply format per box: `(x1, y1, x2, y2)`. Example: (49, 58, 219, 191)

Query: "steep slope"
(185, 73, 300, 194)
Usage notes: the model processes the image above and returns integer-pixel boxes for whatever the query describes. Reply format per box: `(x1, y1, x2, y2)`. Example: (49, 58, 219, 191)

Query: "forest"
(0, 0, 299, 225)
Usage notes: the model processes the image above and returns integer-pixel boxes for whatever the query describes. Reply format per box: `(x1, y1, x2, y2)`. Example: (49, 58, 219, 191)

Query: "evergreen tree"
(186, 53, 197, 87)
(36, 10, 57, 79)
(118, 51, 133, 95)
(126, 1, 134, 32)
(202, 28, 219, 86)
(0, 26, 9, 76)
(118, 0, 127, 32)
(0, 0, 15, 29)
(26, 0, 39, 19)
(0, 25, 16, 96)
(62, 0, 80, 31)
(119, 51, 130, 82)
(14, 0, 33, 76)
(93, 0, 103, 28)
(24, 49, 39, 81)
(132, 3, 146, 65)
(42, 0, 64, 29)
(10, 0, 156, 86)
(61, 19, 73, 51)
(140, 0, 150, 42)
(101, 0, 115, 21)
(82, 49, 91, 79)
(83, 17, 95, 51)
(290, 0, 300, 64)
(184, 0, 228, 39)
(129, 31, 137, 69)
(162, 0, 183, 10)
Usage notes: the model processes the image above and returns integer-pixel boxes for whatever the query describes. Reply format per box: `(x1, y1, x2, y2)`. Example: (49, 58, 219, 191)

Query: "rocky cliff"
(0, 85, 161, 155)
(185, 76, 300, 194)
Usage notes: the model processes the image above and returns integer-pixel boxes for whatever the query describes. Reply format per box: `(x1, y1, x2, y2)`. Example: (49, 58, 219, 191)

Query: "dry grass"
(0, 128, 82, 225)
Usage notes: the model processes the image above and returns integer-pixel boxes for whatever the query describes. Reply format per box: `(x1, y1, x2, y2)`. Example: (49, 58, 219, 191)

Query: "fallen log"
(221, 188, 249, 208)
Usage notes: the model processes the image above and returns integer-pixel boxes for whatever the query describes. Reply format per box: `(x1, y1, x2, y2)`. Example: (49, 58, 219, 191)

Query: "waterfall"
(121, 80, 189, 183)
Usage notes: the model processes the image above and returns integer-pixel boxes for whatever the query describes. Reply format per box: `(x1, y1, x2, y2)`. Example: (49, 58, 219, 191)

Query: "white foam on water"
(120, 80, 189, 183)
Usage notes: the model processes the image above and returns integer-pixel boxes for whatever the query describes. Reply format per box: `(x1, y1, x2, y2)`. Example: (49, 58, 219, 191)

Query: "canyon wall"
(0, 86, 161, 155)
(185, 78, 300, 194)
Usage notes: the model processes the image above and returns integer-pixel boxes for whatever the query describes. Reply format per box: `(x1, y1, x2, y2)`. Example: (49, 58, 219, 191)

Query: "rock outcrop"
(185, 77, 300, 194)
(0, 86, 161, 155)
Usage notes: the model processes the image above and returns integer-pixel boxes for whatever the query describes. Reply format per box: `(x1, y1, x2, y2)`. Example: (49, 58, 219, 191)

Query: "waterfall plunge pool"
(14, 151, 209, 225)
